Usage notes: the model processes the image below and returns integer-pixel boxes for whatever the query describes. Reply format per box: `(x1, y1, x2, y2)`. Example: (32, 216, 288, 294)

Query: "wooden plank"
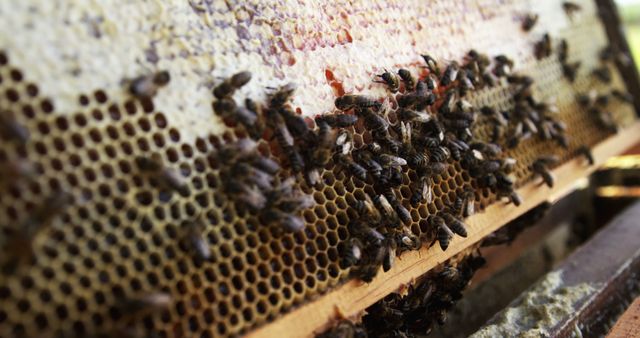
(608, 297, 640, 338)
(473, 199, 640, 338)
(245, 122, 640, 338)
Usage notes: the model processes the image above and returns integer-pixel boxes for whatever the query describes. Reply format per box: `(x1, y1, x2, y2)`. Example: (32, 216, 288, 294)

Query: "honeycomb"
(0, 0, 637, 337)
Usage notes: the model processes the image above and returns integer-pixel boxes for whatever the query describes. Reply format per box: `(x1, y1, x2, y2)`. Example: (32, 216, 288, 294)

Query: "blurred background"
(618, 0, 640, 62)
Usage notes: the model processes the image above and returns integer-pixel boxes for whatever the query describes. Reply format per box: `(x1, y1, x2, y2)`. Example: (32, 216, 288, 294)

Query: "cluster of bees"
(315, 2, 638, 337)
(319, 254, 486, 338)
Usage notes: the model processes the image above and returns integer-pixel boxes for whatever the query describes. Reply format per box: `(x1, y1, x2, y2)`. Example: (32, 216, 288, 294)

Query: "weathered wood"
(607, 297, 640, 338)
(472, 199, 640, 338)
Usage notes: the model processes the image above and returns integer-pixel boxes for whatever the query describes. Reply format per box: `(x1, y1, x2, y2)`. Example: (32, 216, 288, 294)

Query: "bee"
(118, 292, 171, 319)
(421, 54, 440, 76)
(397, 69, 415, 91)
(129, 70, 171, 99)
(213, 71, 251, 99)
(522, 13, 539, 31)
(335, 129, 353, 156)
(381, 241, 396, 272)
(348, 221, 385, 245)
(425, 74, 438, 90)
(262, 208, 305, 232)
(335, 95, 381, 111)
(493, 55, 514, 77)
(339, 155, 368, 182)
(182, 218, 211, 261)
(395, 230, 421, 253)
(397, 109, 432, 123)
(358, 108, 389, 133)
(226, 180, 267, 211)
(430, 215, 454, 251)
(375, 70, 400, 93)
(562, 62, 581, 82)
(136, 154, 190, 195)
(392, 200, 412, 225)
(563, 1, 581, 17)
(531, 157, 557, 188)
(0, 111, 29, 144)
(457, 69, 475, 97)
(592, 66, 612, 83)
(250, 155, 280, 175)
(269, 83, 296, 109)
(213, 97, 237, 117)
(576, 145, 594, 165)
(340, 238, 363, 267)
(0, 158, 37, 181)
(373, 194, 396, 219)
(558, 39, 569, 63)
(216, 138, 258, 161)
(318, 113, 359, 128)
(441, 213, 468, 237)
(397, 92, 436, 109)
(440, 62, 459, 86)
(4, 191, 73, 269)
(317, 320, 367, 338)
(309, 119, 335, 168)
(377, 154, 407, 168)
(534, 33, 552, 60)
(355, 194, 382, 222)
(429, 146, 451, 163)
(611, 89, 633, 104)
(595, 94, 610, 107)
(234, 162, 274, 191)
(279, 107, 310, 138)
(267, 110, 304, 172)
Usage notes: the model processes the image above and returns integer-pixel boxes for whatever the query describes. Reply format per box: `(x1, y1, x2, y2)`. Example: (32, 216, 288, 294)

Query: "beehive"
(0, 0, 637, 337)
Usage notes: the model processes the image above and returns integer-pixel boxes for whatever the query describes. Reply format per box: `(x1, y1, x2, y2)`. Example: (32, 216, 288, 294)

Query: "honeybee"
(335, 95, 381, 111)
(441, 212, 468, 238)
(531, 156, 557, 188)
(317, 320, 367, 338)
(576, 145, 594, 165)
(118, 292, 171, 319)
(375, 70, 400, 93)
(279, 107, 310, 138)
(318, 113, 359, 128)
(340, 238, 363, 267)
(534, 33, 552, 60)
(397, 69, 415, 91)
(592, 66, 612, 83)
(129, 70, 171, 99)
(421, 54, 441, 76)
(212, 71, 251, 99)
(373, 194, 396, 219)
(562, 62, 581, 82)
(182, 217, 211, 261)
(269, 83, 296, 109)
(338, 155, 368, 182)
(611, 89, 633, 104)
(440, 62, 459, 86)
(430, 215, 454, 251)
(358, 107, 389, 133)
(392, 200, 412, 225)
(136, 154, 190, 195)
(0, 110, 29, 144)
(411, 177, 433, 206)
(224, 180, 267, 211)
(522, 13, 539, 31)
(355, 194, 382, 222)
(0, 158, 37, 181)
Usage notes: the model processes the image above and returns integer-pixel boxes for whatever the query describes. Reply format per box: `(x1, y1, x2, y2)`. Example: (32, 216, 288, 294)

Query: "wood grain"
(608, 297, 640, 338)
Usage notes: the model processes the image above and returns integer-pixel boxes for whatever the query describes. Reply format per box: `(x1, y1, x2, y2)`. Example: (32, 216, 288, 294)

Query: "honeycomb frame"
(0, 0, 638, 337)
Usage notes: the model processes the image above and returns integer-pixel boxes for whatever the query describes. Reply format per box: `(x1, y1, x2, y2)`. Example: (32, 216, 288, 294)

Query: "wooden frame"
(246, 121, 640, 338)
